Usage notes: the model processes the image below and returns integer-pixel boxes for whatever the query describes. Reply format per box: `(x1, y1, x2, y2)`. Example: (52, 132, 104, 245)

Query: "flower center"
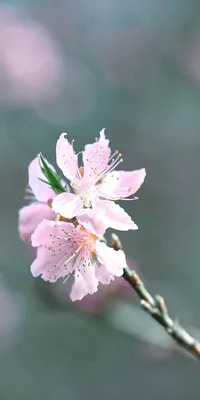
(71, 170, 98, 207)
(80, 226, 98, 256)
(79, 188, 97, 207)
(70, 146, 123, 207)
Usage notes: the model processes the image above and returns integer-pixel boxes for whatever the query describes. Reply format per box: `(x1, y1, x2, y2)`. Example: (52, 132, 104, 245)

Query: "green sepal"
(38, 178, 52, 186)
(38, 153, 66, 194)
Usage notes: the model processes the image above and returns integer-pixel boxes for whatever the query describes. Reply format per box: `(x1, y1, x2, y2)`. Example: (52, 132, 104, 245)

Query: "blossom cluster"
(19, 130, 145, 301)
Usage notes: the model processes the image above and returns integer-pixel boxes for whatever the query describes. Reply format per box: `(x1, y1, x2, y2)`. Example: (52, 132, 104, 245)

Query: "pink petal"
(31, 246, 74, 282)
(31, 220, 76, 280)
(76, 209, 107, 236)
(28, 157, 56, 202)
(52, 192, 83, 219)
(56, 133, 79, 181)
(70, 249, 99, 301)
(77, 200, 137, 235)
(18, 203, 55, 242)
(95, 241, 126, 277)
(95, 264, 114, 285)
(82, 129, 111, 185)
(99, 168, 146, 199)
(31, 246, 50, 278)
(99, 128, 110, 146)
(31, 218, 74, 247)
(99, 200, 138, 231)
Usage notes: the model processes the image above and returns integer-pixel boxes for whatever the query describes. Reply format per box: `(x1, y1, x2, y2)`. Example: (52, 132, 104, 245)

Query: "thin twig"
(111, 234, 200, 361)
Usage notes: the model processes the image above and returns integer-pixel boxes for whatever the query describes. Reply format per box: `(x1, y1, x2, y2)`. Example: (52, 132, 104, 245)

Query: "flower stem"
(111, 234, 200, 361)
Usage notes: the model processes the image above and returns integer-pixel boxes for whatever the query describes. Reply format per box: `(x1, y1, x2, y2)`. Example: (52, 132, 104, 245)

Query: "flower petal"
(31, 218, 74, 247)
(77, 200, 137, 235)
(18, 203, 55, 242)
(82, 129, 111, 185)
(83, 129, 110, 161)
(52, 192, 83, 219)
(99, 168, 146, 200)
(70, 249, 99, 301)
(76, 209, 106, 236)
(31, 220, 76, 281)
(31, 246, 50, 278)
(29, 157, 56, 202)
(56, 133, 79, 181)
(98, 200, 138, 231)
(31, 246, 74, 282)
(95, 264, 114, 285)
(95, 241, 126, 277)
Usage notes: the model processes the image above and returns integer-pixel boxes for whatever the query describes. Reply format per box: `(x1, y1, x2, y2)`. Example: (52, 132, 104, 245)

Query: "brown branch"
(111, 234, 200, 361)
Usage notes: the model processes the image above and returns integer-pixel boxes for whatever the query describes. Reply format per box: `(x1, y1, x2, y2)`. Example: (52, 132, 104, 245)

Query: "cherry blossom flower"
(18, 157, 56, 242)
(31, 219, 127, 301)
(52, 129, 146, 235)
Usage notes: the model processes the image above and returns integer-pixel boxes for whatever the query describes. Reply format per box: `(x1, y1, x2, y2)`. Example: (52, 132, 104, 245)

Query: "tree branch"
(111, 234, 200, 361)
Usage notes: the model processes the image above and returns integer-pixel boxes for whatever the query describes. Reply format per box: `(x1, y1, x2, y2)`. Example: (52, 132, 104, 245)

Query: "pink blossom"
(31, 219, 127, 301)
(52, 129, 146, 235)
(18, 157, 55, 242)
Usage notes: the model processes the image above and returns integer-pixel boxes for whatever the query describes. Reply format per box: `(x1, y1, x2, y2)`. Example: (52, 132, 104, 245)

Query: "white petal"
(70, 250, 98, 301)
(77, 200, 137, 235)
(95, 241, 126, 277)
(82, 129, 111, 185)
(95, 264, 114, 285)
(99, 168, 146, 199)
(28, 157, 55, 202)
(56, 133, 79, 181)
(52, 192, 83, 219)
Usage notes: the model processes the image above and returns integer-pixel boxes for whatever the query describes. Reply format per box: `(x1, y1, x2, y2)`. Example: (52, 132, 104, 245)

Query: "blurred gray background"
(1, 0, 200, 398)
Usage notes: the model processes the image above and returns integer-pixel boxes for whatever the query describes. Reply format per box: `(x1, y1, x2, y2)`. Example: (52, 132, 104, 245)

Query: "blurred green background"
(1, 0, 200, 398)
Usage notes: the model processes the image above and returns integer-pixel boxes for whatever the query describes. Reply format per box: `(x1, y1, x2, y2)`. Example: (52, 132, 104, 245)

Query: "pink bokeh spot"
(182, 36, 200, 84)
(0, 5, 62, 105)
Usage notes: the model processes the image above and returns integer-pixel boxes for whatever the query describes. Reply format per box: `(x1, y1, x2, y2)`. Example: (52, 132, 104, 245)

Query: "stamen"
(79, 167, 84, 177)
(122, 196, 139, 201)
(48, 247, 82, 281)
(71, 180, 80, 191)
(107, 150, 120, 164)
(63, 274, 71, 284)
(100, 154, 123, 177)
(105, 158, 123, 175)
(99, 194, 138, 201)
